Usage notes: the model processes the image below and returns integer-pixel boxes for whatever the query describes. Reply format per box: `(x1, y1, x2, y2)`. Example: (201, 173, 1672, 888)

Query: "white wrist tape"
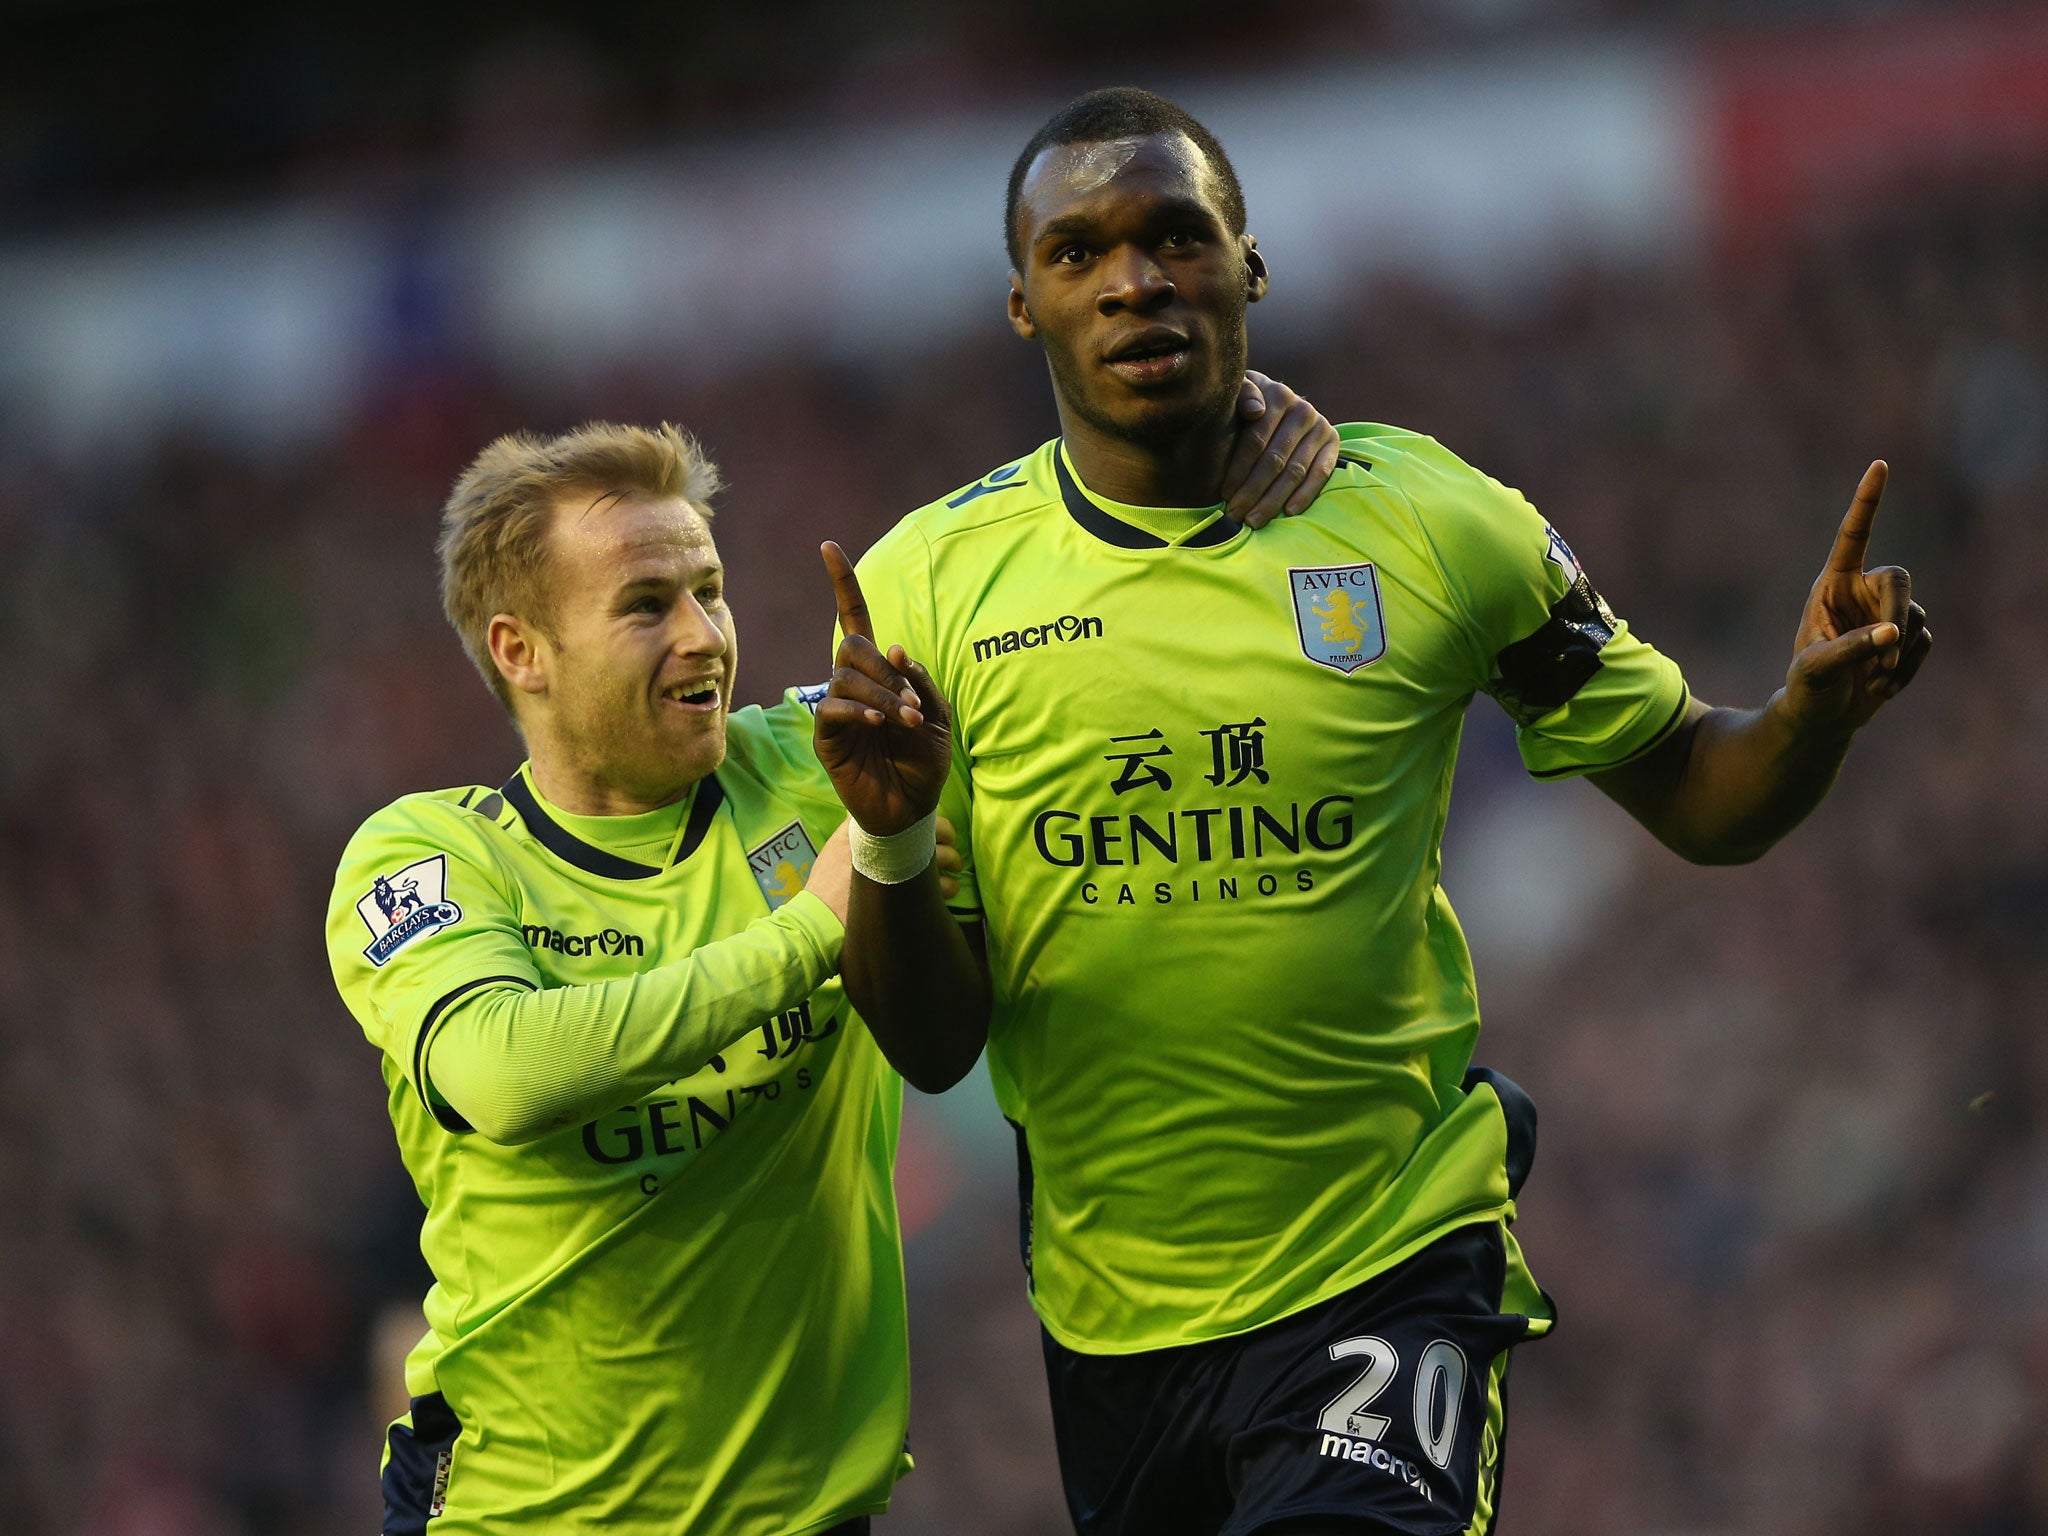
(848, 811, 938, 884)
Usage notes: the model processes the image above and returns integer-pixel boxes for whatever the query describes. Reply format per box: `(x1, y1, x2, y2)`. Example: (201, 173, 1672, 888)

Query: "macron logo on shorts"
(357, 854, 462, 966)
(1316, 1433, 1436, 1502)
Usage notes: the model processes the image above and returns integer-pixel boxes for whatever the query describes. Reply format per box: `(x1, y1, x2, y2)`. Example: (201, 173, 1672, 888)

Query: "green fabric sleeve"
(1361, 424, 1689, 779)
(744, 687, 850, 826)
(327, 797, 542, 1112)
(424, 890, 845, 1144)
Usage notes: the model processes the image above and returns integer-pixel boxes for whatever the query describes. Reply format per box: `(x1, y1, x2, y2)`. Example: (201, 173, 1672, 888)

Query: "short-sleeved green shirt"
(327, 690, 908, 1534)
(853, 427, 1687, 1354)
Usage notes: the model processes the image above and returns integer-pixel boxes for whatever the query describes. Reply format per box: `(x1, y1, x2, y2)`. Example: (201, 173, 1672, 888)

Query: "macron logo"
(972, 613, 1103, 664)
(1316, 1434, 1436, 1502)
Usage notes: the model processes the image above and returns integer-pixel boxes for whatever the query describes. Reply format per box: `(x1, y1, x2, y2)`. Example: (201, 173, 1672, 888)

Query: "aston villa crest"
(1288, 564, 1388, 674)
(747, 820, 819, 910)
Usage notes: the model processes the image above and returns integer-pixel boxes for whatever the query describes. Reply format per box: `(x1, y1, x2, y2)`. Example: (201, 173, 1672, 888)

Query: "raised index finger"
(1825, 460, 1888, 575)
(820, 540, 874, 642)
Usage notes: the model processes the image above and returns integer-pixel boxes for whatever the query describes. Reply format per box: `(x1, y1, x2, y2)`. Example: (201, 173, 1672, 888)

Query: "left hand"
(1222, 371, 1342, 528)
(1783, 461, 1933, 733)
(814, 541, 955, 836)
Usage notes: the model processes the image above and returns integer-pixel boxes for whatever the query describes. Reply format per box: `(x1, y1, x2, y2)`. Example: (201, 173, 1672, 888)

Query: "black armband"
(1486, 574, 1621, 726)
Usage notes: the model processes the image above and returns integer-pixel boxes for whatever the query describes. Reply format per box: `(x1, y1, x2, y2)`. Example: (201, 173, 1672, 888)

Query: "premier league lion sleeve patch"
(357, 853, 464, 966)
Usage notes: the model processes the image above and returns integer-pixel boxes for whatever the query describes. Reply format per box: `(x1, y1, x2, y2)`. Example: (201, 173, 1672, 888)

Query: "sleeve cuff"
(772, 889, 845, 971)
(1523, 673, 1691, 780)
(409, 975, 537, 1133)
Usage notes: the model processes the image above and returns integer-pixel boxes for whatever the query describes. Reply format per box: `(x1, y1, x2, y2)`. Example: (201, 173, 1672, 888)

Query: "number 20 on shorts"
(1317, 1335, 1470, 1470)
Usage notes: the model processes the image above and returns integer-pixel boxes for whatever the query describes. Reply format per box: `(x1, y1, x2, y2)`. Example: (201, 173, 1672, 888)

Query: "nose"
(673, 595, 729, 658)
(1097, 244, 1174, 315)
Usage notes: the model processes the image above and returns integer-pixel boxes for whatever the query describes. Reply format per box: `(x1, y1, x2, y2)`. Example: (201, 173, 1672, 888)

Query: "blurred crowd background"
(3, 2, 2046, 1533)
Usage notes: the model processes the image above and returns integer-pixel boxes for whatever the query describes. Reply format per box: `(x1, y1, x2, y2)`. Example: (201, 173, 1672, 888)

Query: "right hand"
(1781, 461, 1931, 734)
(814, 542, 955, 836)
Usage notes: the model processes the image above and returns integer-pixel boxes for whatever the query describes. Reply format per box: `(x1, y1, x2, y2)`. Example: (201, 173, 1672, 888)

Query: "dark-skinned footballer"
(812, 88, 1930, 1536)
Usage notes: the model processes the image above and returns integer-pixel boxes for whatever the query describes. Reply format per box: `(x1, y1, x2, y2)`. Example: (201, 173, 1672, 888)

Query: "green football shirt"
(327, 689, 908, 1534)
(853, 425, 1688, 1355)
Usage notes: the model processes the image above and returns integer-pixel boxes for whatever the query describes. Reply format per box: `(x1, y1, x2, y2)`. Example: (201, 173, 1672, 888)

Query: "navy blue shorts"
(1042, 1216, 1543, 1533)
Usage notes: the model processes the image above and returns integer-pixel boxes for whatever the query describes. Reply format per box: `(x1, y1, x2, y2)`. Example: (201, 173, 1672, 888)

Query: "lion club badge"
(1288, 564, 1388, 674)
(1541, 524, 1583, 582)
(747, 820, 820, 910)
(357, 853, 462, 966)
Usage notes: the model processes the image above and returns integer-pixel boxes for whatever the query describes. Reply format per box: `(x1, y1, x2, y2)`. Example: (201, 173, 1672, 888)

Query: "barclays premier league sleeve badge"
(357, 854, 463, 966)
(1542, 525, 1583, 584)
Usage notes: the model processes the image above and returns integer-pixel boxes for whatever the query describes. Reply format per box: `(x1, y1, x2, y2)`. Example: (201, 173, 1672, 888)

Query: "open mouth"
(663, 682, 723, 714)
(1104, 332, 1192, 385)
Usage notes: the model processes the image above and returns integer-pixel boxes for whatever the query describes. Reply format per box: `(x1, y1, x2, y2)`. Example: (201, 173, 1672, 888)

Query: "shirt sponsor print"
(356, 853, 462, 966)
(1288, 564, 1388, 674)
(747, 820, 819, 910)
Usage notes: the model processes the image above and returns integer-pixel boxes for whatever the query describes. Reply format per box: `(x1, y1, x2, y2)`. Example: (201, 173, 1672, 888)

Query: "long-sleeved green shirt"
(327, 688, 907, 1535)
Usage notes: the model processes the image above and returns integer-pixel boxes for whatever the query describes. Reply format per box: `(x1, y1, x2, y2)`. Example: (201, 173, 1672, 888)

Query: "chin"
(1104, 390, 1227, 449)
(687, 729, 729, 781)
(661, 721, 727, 785)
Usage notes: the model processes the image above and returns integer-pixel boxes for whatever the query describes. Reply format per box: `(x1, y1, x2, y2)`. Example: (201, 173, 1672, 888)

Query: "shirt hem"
(1031, 1200, 1516, 1357)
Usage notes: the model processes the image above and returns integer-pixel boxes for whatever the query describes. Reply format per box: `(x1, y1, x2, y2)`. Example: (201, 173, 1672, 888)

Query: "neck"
(524, 734, 700, 818)
(1056, 394, 1237, 508)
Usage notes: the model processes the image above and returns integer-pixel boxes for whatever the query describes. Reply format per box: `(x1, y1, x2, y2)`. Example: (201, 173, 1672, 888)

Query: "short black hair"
(1004, 87, 1246, 269)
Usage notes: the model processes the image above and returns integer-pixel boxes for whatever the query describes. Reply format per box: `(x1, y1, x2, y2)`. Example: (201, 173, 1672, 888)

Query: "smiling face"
(503, 492, 737, 813)
(1009, 131, 1266, 451)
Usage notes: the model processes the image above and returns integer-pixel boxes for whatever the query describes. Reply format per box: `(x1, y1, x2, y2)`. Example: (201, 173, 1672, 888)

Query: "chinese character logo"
(356, 854, 462, 966)
(1289, 565, 1388, 674)
(1104, 729, 1174, 794)
(756, 999, 842, 1060)
(747, 820, 820, 910)
(1202, 719, 1269, 786)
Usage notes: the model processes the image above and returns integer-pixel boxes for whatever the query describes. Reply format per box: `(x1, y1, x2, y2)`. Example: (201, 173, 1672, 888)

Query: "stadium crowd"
(0, 181, 2042, 1535)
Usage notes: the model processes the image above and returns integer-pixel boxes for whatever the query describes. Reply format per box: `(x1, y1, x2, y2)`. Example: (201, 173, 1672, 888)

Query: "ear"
(1242, 236, 1269, 305)
(1007, 271, 1037, 341)
(488, 613, 551, 699)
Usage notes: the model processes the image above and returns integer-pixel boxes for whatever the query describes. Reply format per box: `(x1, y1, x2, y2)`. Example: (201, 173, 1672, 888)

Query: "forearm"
(425, 892, 843, 1143)
(841, 867, 989, 1093)
(1612, 694, 1855, 865)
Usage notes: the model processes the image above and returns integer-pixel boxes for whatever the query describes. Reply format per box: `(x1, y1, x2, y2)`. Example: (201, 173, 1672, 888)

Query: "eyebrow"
(614, 562, 722, 595)
(1033, 196, 1220, 248)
